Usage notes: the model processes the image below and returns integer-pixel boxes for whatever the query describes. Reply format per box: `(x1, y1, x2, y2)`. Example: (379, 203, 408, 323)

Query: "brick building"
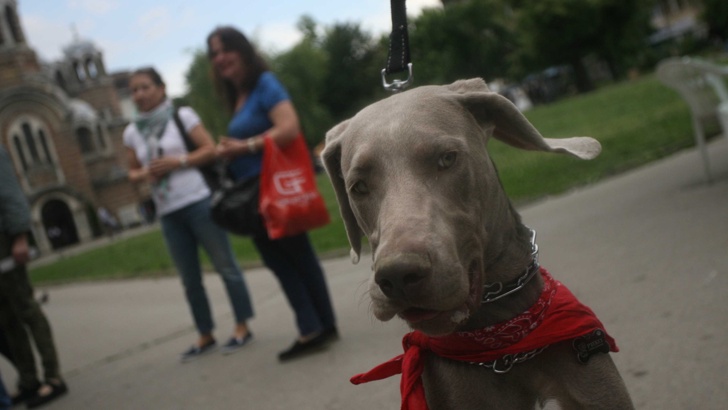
(0, 0, 148, 254)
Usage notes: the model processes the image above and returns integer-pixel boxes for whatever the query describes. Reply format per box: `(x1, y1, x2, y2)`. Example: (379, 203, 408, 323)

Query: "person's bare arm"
(11, 233, 29, 265)
(264, 100, 300, 147)
(148, 124, 216, 178)
(217, 100, 301, 159)
(126, 147, 152, 183)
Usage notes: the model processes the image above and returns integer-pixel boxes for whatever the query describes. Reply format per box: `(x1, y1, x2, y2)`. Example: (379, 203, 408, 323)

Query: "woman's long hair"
(207, 26, 269, 114)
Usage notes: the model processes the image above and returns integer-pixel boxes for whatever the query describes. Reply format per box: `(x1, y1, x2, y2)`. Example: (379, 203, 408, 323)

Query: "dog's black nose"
(374, 253, 430, 299)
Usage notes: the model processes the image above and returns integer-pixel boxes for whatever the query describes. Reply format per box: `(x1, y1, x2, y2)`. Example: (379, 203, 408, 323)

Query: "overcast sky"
(19, 0, 441, 97)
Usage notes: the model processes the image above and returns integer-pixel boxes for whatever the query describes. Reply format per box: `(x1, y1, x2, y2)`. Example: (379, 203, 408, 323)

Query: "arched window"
(76, 126, 95, 154)
(74, 61, 86, 82)
(8, 117, 57, 169)
(39, 129, 53, 164)
(86, 59, 98, 79)
(12, 135, 28, 170)
(22, 122, 40, 161)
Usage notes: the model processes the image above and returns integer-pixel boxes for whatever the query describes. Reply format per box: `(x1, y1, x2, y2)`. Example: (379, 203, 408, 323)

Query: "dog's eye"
(438, 151, 457, 170)
(350, 181, 369, 195)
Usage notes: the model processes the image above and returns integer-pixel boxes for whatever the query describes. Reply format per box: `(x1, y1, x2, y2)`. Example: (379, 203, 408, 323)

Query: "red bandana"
(350, 268, 618, 410)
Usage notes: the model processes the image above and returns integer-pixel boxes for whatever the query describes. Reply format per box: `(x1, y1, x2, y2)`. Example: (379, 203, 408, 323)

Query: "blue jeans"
(253, 232, 336, 336)
(0, 372, 9, 410)
(161, 197, 254, 335)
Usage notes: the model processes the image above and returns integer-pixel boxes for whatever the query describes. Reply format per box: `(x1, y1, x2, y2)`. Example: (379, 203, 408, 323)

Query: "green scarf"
(134, 98, 174, 200)
(134, 98, 173, 160)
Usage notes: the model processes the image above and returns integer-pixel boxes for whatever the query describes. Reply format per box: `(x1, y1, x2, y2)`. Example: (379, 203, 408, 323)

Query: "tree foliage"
(702, 0, 728, 42)
(270, 17, 332, 146)
(180, 0, 666, 145)
(410, 0, 515, 85)
(511, 0, 652, 91)
(183, 50, 229, 138)
(319, 23, 385, 122)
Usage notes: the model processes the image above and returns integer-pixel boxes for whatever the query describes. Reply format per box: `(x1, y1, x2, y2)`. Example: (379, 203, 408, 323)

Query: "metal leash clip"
(381, 63, 413, 93)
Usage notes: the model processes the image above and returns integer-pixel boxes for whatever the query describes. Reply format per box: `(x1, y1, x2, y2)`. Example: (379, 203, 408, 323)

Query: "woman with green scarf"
(123, 67, 254, 362)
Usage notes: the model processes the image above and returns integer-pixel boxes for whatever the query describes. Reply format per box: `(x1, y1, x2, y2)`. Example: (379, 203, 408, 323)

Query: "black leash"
(381, 0, 413, 92)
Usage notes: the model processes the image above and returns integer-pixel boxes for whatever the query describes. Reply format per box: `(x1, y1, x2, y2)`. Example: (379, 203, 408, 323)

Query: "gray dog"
(322, 78, 634, 409)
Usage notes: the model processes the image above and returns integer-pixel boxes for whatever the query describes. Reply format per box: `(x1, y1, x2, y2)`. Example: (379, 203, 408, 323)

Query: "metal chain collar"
(468, 346, 549, 374)
(471, 228, 545, 373)
(481, 228, 540, 304)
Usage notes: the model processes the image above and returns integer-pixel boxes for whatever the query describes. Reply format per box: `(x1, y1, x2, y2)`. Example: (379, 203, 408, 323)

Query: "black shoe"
(10, 384, 40, 406)
(320, 326, 340, 343)
(220, 332, 254, 355)
(25, 381, 68, 409)
(278, 335, 328, 362)
(180, 339, 217, 363)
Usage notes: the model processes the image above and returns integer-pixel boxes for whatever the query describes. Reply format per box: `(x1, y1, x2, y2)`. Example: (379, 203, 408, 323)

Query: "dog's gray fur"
(322, 78, 634, 409)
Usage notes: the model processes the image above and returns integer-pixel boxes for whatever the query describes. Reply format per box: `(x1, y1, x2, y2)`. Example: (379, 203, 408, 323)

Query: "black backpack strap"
(173, 107, 195, 153)
(172, 106, 229, 189)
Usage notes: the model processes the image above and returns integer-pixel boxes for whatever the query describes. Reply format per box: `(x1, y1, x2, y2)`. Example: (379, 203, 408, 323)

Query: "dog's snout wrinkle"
(374, 253, 431, 300)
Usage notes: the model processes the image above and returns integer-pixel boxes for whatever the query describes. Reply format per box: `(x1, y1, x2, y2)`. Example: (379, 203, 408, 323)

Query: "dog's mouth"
(398, 307, 441, 323)
(394, 260, 483, 332)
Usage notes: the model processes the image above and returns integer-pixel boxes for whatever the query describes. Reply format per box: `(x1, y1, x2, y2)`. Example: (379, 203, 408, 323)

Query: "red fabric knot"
(350, 267, 619, 410)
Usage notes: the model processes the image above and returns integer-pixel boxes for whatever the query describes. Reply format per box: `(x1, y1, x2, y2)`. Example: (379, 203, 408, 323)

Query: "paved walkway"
(2, 139, 726, 409)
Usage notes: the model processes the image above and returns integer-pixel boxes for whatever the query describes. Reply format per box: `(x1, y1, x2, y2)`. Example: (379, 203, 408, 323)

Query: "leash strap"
(382, 0, 413, 92)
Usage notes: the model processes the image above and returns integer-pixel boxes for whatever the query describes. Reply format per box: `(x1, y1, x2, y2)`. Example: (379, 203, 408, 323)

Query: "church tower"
(0, 0, 42, 87)
(53, 36, 123, 119)
(0, 1, 148, 254)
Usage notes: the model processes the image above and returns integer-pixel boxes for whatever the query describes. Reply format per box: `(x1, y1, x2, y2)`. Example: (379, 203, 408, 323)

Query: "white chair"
(656, 56, 728, 182)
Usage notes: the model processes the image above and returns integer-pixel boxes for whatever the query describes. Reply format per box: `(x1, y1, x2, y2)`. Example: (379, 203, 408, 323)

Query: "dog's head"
(322, 78, 600, 336)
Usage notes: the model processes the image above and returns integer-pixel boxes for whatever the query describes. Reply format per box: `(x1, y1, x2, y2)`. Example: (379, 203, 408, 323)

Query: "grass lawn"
(30, 73, 703, 285)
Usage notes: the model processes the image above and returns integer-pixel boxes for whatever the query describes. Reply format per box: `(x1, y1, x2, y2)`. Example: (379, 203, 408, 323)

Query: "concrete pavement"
(2, 138, 727, 409)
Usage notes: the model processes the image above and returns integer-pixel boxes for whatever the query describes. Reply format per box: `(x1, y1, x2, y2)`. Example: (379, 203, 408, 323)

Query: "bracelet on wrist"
(247, 138, 257, 154)
(179, 155, 188, 168)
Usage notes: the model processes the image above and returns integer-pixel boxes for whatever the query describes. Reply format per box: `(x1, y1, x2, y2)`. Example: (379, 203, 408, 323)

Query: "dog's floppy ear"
(446, 78, 492, 93)
(451, 80, 601, 160)
(322, 120, 363, 264)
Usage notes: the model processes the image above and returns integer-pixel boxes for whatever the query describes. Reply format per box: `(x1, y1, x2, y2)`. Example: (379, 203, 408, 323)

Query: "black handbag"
(209, 175, 266, 237)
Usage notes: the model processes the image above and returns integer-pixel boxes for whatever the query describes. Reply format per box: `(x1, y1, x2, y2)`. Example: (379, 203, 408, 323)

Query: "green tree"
(410, 0, 515, 85)
(270, 16, 333, 146)
(320, 23, 383, 122)
(183, 50, 229, 138)
(514, 0, 604, 92)
(593, 0, 653, 79)
(512, 0, 652, 91)
(702, 0, 728, 42)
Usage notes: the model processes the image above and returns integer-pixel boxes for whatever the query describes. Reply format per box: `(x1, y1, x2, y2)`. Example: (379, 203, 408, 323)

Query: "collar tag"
(573, 329, 610, 363)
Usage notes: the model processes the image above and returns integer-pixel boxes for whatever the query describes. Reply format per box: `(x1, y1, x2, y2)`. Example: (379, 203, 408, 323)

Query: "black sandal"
(10, 385, 39, 405)
(26, 381, 68, 409)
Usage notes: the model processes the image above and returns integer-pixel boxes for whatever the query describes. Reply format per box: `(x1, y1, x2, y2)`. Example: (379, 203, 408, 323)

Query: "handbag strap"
(171, 107, 230, 188)
(172, 107, 196, 153)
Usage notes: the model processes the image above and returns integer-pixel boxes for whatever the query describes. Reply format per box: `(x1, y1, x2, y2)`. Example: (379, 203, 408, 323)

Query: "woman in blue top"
(208, 26, 338, 362)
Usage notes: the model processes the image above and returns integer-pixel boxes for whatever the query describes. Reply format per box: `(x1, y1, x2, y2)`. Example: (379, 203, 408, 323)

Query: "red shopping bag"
(259, 133, 330, 239)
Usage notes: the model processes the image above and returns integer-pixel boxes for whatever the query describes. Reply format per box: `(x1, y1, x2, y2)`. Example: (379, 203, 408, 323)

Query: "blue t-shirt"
(227, 71, 290, 181)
